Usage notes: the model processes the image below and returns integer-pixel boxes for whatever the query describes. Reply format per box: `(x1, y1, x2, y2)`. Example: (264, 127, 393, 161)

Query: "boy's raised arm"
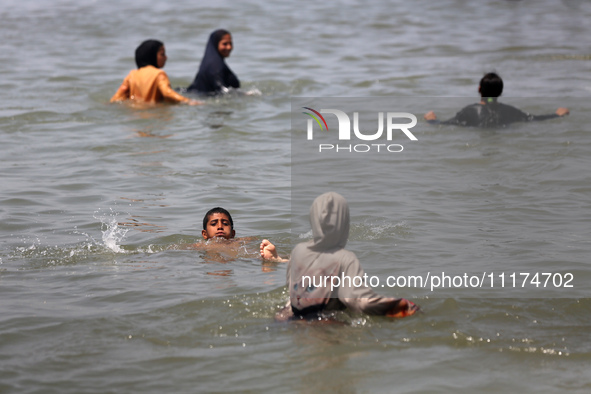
(260, 239, 288, 262)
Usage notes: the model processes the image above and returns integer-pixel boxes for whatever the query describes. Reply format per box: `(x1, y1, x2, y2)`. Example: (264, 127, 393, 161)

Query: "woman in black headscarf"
(187, 29, 240, 94)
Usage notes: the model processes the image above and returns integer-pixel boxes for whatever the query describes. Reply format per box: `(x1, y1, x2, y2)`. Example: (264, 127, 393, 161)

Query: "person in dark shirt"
(424, 73, 569, 127)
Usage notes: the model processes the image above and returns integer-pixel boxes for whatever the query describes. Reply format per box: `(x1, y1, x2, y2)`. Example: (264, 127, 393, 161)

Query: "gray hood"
(309, 192, 349, 252)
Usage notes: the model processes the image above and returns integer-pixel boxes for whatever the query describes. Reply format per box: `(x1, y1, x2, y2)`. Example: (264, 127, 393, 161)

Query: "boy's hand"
(556, 107, 569, 116)
(424, 111, 437, 121)
(260, 239, 279, 260)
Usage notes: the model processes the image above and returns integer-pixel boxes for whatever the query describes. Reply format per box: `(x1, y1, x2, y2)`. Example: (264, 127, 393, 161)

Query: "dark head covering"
(187, 29, 240, 94)
(135, 39, 163, 69)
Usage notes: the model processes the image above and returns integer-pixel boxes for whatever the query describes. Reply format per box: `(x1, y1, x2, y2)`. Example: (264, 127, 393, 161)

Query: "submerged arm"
(527, 107, 569, 121)
(338, 258, 419, 317)
(156, 73, 202, 105)
(110, 74, 131, 102)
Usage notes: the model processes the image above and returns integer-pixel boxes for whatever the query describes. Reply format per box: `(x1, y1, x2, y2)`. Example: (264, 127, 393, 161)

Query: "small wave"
(351, 219, 410, 241)
(298, 229, 313, 239)
(297, 221, 409, 242)
(8, 235, 102, 268)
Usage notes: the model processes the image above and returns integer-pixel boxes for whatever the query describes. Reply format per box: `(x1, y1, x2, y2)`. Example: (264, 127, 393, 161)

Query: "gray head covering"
(309, 192, 350, 252)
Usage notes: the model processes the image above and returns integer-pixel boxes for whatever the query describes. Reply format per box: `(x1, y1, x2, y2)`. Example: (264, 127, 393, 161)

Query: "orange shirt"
(110, 65, 190, 104)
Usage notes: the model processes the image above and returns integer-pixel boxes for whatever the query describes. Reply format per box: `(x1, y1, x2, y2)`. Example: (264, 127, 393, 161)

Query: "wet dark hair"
(135, 39, 163, 69)
(479, 72, 504, 98)
(202, 207, 234, 230)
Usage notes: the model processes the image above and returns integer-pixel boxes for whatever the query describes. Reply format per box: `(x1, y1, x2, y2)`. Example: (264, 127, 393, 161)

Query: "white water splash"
(243, 88, 262, 96)
(94, 209, 129, 253)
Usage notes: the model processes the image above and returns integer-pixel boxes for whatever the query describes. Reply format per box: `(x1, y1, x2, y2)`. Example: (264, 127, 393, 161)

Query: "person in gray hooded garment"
(263, 192, 419, 321)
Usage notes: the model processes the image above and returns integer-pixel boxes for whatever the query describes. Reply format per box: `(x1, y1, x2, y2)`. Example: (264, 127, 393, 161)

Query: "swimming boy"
(185, 207, 253, 264)
(424, 72, 569, 127)
(202, 207, 236, 240)
(197, 207, 281, 267)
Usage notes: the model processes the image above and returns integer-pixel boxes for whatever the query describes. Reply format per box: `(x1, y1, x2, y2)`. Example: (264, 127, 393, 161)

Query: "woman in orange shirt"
(111, 39, 201, 105)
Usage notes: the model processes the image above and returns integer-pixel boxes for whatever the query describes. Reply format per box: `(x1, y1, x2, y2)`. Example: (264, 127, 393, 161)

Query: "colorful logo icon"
(302, 107, 328, 131)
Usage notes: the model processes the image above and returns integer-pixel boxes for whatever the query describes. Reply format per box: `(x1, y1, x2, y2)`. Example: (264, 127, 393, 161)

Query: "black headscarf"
(135, 39, 163, 69)
(187, 29, 240, 94)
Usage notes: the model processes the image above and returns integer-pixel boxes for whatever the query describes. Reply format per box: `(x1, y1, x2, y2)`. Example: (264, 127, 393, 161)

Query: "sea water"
(1, 0, 590, 392)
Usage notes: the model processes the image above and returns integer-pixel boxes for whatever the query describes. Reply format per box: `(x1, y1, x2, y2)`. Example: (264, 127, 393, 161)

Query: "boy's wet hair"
(203, 207, 234, 230)
(479, 72, 504, 98)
